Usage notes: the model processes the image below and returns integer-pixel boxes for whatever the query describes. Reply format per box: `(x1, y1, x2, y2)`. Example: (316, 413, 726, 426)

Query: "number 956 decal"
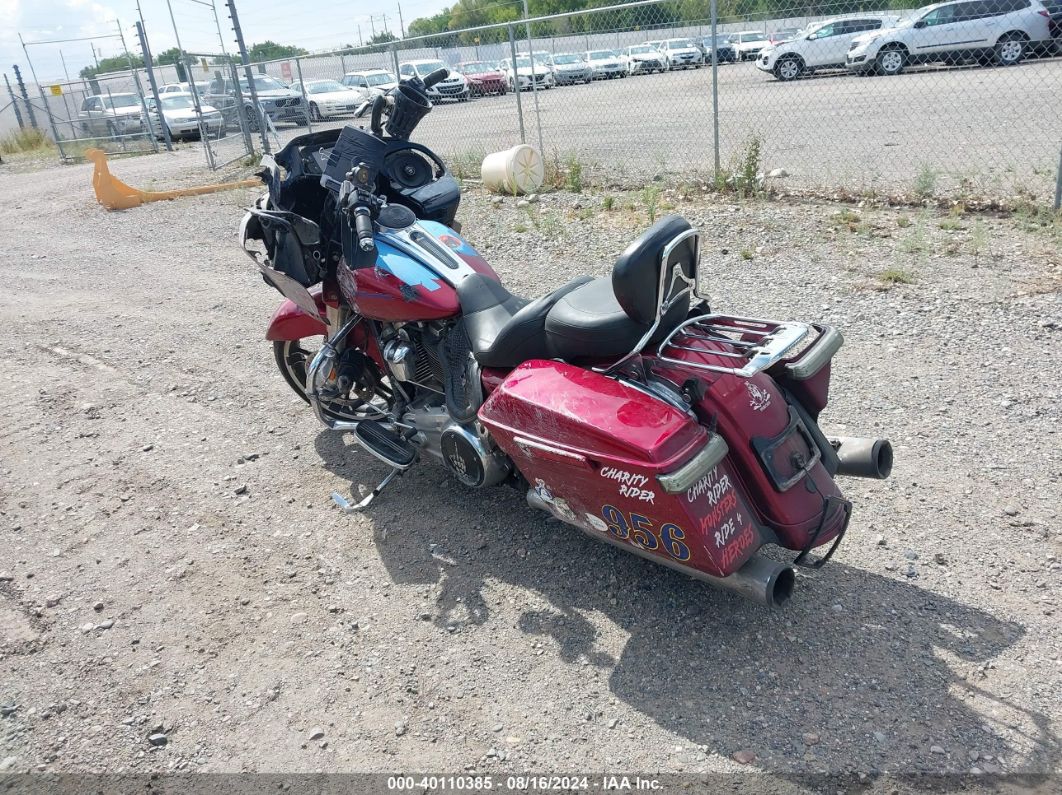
(601, 505, 691, 561)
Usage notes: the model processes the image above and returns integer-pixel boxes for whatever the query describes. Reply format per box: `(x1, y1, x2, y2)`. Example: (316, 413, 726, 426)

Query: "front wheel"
(244, 104, 260, 132)
(273, 339, 392, 425)
(995, 34, 1025, 65)
(774, 55, 804, 81)
(309, 102, 322, 122)
(876, 47, 907, 76)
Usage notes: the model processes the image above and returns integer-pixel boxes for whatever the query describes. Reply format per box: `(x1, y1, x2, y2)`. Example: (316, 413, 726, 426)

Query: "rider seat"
(459, 215, 698, 368)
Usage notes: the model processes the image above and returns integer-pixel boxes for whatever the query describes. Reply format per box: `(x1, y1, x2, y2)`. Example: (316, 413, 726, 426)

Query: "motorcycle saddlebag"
(478, 359, 774, 578)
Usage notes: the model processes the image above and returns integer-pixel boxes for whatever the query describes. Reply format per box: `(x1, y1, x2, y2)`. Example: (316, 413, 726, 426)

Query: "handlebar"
(352, 206, 376, 253)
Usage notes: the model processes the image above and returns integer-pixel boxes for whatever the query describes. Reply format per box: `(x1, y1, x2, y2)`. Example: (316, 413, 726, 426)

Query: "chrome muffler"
(527, 490, 796, 608)
(830, 437, 893, 480)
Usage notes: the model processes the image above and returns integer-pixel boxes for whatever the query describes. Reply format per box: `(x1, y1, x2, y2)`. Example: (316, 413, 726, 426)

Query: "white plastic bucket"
(480, 144, 544, 196)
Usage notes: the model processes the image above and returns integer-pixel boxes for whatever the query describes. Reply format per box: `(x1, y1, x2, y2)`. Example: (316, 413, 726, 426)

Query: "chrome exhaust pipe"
(528, 490, 796, 607)
(830, 437, 893, 480)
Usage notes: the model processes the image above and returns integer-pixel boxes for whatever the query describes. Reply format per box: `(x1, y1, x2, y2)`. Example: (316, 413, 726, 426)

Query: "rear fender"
(265, 287, 328, 341)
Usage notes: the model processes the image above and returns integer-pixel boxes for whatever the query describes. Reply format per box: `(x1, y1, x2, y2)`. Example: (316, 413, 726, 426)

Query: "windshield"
(740, 32, 767, 42)
(667, 38, 694, 48)
(104, 94, 139, 109)
(588, 50, 615, 60)
(512, 57, 534, 68)
(160, 96, 195, 110)
(307, 80, 346, 93)
(414, 61, 446, 75)
(629, 46, 657, 54)
(532, 54, 552, 65)
(242, 75, 286, 91)
(461, 62, 493, 72)
(553, 54, 583, 64)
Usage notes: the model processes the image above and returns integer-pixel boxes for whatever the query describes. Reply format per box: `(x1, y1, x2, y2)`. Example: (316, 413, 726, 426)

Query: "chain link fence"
(243, 0, 1060, 202)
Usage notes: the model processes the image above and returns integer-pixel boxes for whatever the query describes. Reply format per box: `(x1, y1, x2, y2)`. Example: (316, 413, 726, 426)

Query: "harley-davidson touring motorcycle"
(238, 69, 892, 607)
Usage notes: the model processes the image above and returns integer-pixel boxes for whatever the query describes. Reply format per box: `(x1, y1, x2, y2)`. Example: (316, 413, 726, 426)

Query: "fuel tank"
(339, 221, 501, 323)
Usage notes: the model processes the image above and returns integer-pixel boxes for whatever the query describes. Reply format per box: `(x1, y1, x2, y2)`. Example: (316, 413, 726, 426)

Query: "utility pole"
(117, 20, 160, 153)
(225, 0, 270, 153)
(370, 16, 376, 37)
(4, 73, 25, 129)
(136, 19, 173, 151)
(91, 43, 100, 69)
(397, 2, 405, 37)
(357, 24, 363, 47)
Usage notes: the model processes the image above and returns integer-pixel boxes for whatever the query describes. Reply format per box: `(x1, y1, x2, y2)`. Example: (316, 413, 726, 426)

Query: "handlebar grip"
(353, 207, 375, 253)
(369, 94, 388, 137)
(423, 68, 450, 88)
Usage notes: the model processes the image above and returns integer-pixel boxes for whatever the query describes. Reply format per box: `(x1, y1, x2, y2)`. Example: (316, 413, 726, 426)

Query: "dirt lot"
(1, 149, 1060, 787)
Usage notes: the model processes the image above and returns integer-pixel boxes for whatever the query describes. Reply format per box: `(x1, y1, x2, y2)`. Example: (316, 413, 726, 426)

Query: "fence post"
(18, 36, 65, 159)
(227, 62, 254, 158)
(520, 0, 545, 158)
(136, 20, 173, 151)
(710, 0, 720, 180)
(293, 56, 313, 132)
(117, 22, 160, 155)
(1054, 144, 1061, 213)
(390, 44, 401, 81)
(12, 64, 37, 129)
(507, 24, 526, 145)
(4, 73, 25, 129)
(226, 0, 270, 154)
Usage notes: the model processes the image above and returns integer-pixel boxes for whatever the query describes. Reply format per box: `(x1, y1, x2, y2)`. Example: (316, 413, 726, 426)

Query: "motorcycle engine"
(440, 424, 511, 488)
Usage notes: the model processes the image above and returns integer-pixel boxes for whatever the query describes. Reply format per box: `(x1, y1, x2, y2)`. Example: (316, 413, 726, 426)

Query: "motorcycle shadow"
(315, 432, 1057, 779)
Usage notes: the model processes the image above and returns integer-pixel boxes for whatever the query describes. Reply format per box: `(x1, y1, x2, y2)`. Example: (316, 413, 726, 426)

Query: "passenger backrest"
(611, 214, 697, 326)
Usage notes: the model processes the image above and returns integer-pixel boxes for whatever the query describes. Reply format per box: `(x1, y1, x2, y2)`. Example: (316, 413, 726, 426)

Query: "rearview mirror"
(914, 19, 927, 28)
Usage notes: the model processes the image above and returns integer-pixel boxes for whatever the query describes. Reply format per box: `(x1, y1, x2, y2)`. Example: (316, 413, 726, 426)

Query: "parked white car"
(731, 30, 772, 60)
(340, 69, 398, 98)
(160, 82, 209, 96)
(399, 59, 470, 100)
(146, 93, 224, 140)
(757, 16, 900, 80)
(653, 37, 704, 68)
(499, 56, 556, 90)
(584, 49, 627, 78)
(846, 0, 1053, 74)
(623, 44, 667, 74)
(290, 79, 364, 120)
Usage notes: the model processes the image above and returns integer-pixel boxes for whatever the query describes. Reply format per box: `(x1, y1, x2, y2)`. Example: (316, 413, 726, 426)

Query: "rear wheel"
(774, 55, 804, 81)
(995, 34, 1026, 65)
(876, 46, 907, 75)
(273, 339, 392, 425)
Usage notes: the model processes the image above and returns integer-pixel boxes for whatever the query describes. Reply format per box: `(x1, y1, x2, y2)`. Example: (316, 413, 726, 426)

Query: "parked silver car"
(847, 0, 1052, 74)
(77, 93, 144, 138)
(146, 94, 224, 140)
(623, 45, 666, 74)
(551, 53, 593, 84)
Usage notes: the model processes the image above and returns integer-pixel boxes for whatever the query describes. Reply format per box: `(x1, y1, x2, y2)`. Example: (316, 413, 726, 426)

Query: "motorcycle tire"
(273, 339, 391, 424)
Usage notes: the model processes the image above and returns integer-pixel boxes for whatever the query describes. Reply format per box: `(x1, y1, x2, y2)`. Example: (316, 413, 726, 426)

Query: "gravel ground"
(1, 150, 1061, 786)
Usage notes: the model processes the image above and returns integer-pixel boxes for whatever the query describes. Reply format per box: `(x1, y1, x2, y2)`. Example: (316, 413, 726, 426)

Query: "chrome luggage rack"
(656, 315, 814, 378)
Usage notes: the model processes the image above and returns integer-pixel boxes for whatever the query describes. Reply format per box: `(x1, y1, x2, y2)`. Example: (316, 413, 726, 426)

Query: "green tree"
(368, 31, 398, 44)
(79, 54, 143, 79)
(247, 40, 309, 61)
(155, 47, 184, 65)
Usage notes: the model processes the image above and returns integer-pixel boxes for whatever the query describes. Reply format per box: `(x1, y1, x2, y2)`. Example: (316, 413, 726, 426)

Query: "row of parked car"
(75, 0, 1060, 140)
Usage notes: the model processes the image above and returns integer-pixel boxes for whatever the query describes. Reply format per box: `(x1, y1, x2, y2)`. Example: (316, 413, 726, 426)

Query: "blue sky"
(2, 0, 452, 83)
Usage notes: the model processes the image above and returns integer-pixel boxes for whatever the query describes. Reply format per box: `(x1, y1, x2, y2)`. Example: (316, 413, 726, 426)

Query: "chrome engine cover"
(401, 405, 510, 487)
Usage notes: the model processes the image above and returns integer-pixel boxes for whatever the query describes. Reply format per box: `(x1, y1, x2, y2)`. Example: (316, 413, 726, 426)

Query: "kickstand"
(332, 467, 403, 513)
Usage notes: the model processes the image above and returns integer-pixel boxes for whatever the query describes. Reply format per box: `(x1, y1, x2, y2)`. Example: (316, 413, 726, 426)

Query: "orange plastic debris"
(86, 148, 260, 211)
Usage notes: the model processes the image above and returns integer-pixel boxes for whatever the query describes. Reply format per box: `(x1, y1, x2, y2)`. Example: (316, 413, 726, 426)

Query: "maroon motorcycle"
(239, 69, 892, 607)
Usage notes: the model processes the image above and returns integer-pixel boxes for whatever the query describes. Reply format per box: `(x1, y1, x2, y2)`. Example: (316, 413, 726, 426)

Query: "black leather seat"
(458, 274, 591, 368)
(459, 215, 697, 368)
(545, 215, 696, 362)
